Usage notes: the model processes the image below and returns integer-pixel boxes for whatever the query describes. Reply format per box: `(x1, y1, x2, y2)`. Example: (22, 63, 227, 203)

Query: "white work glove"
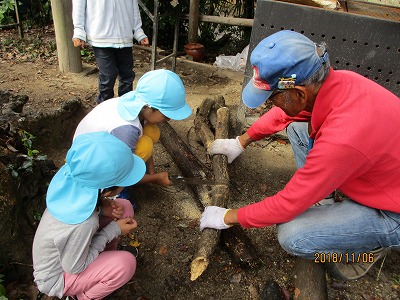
(209, 136, 244, 164)
(200, 206, 232, 231)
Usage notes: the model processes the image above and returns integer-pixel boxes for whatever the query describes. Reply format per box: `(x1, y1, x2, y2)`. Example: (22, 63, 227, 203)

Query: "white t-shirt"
(74, 98, 142, 151)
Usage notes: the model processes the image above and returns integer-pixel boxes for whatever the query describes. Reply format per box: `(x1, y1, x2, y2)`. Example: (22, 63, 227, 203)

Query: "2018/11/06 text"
(314, 252, 375, 263)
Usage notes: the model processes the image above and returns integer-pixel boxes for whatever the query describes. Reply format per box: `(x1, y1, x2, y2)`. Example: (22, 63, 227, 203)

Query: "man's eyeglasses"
(270, 89, 284, 99)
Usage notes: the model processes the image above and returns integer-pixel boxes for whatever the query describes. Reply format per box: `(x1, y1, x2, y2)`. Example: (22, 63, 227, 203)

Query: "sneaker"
(314, 192, 336, 206)
(325, 247, 389, 280)
(118, 244, 139, 257)
(314, 197, 335, 206)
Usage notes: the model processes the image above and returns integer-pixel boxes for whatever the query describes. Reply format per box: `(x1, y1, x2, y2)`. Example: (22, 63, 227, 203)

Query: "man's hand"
(101, 198, 124, 220)
(209, 136, 244, 163)
(200, 206, 231, 231)
(116, 217, 137, 235)
(73, 38, 85, 48)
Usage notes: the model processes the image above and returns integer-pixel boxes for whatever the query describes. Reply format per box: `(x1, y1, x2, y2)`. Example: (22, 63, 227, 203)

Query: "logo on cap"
(277, 74, 297, 89)
(252, 67, 271, 90)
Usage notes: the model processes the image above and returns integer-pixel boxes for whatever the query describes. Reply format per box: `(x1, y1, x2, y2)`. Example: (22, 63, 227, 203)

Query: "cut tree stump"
(294, 257, 328, 300)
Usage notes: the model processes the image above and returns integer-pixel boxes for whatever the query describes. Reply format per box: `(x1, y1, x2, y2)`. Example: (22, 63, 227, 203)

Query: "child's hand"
(155, 171, 172, 186)
(116, 217, 137, 235)
(73, 38, 85, 48)
(140, 37, 149, 46)
(102, 198, 124, 220)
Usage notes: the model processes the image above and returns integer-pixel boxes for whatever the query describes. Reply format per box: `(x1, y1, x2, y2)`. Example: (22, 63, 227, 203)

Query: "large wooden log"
(193, 97, 215, 149)
(190, 99, 262, 280)
(220, 226, 262, 268)
(190, 107, 230, 280)
(158, 121, 214, 208)
(294, 257, 328, 300)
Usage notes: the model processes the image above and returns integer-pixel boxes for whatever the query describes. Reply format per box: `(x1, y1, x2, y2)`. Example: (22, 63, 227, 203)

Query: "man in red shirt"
(200, 30, 400, 280)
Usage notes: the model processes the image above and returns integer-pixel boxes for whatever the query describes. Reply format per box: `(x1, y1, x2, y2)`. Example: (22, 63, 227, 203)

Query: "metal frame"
(0, 0, 23, 37)
(138, 0, 180, 71)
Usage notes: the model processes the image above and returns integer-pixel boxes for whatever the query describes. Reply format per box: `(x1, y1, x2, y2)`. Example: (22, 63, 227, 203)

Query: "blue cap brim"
(242, 79, 273, 109)
(116, 154, 146, 187)
(160, 102, 193, 120)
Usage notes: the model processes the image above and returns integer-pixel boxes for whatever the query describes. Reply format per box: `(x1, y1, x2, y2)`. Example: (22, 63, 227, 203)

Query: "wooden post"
(50, 0, 82, 73)
(188, 0, 200, 43)
(294, 257, 328, 300)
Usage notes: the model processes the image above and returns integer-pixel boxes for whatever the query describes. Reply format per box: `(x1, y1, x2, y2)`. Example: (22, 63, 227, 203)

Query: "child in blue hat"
(74, 69, 193, 205)
(32, 132, 146, 299)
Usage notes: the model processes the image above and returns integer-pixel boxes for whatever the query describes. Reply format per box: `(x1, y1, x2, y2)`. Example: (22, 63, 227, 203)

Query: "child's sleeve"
(131, 0, 147, 43)
(72, 0, 87, 42)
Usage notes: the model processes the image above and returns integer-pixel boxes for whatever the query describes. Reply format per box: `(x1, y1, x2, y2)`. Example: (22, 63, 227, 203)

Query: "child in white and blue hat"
(74, 69, 193, 206)
(32, 132, 146, 299)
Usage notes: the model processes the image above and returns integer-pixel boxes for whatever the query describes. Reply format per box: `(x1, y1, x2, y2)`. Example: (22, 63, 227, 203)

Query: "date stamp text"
(314, 252, 375, 264)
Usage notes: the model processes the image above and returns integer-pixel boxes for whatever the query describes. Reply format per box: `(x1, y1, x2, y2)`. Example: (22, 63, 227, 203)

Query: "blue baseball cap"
(46, 132, 146, 224)
(242, 30, 329, 108)
(118, 69, 192, 121)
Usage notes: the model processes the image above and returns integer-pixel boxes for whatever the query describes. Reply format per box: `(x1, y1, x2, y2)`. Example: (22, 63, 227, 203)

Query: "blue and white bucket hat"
(46, 132, 146, 224)
(117, 69, 192, 121)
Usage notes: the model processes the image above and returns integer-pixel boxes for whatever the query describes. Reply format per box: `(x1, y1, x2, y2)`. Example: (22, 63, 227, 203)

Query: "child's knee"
(143, 123, 160, 143)
(112, 252, 137, 282)
(135, 135, 153, 162)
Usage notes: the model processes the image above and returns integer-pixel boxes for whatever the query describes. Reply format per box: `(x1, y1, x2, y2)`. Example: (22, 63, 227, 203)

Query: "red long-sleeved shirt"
(238, 69, 400, 228)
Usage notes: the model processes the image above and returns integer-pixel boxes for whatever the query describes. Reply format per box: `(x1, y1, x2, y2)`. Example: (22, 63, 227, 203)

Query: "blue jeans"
(286, 122, 309, 169)
(281, 122, 400, 258)
(287, 122, 333, 200)
(277, 200, 400, 259)
(93, 47, 135, 103)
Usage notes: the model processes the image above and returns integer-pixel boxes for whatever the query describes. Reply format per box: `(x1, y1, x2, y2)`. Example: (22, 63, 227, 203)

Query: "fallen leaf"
(158, 244, 168, 255)
(129, 240, 141, 247)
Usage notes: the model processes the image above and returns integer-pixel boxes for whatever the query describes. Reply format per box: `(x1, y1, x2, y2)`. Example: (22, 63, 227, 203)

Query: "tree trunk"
(50, 0, 82, 73)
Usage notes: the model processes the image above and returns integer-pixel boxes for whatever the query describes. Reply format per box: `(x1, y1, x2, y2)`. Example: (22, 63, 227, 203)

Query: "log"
(190, 107, 230, 280)
(194, 97, 215, 149)
(294, 257, 328, 300)
(160, 99, 261, 280)
(158, 121, 214, 208)
(220, 226, 262, 268)
(190, 99, 262, 280)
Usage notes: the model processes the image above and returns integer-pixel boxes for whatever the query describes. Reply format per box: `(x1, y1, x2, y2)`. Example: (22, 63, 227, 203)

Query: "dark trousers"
(93, 47, 135, 104)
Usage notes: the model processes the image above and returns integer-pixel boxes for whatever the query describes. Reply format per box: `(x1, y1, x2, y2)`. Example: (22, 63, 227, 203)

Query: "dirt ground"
(1, 27, 400, 300)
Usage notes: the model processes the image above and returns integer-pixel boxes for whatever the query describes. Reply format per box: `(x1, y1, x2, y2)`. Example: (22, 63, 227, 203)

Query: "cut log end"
(190, 256, 209, 281)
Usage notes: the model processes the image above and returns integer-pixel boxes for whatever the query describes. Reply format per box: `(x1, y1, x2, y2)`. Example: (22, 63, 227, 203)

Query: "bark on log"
(220, 226, 262, 268)
(194, 97, 215, 149)
(294, 257, 328, 300)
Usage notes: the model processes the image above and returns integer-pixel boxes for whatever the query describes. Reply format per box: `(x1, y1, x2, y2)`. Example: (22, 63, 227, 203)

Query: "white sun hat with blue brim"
(46, 132, 146, 225)
(117, 69, 192, 121)
(242, 30, 329, 109)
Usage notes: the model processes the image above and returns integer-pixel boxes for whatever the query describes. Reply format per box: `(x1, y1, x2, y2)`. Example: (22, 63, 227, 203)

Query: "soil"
(1, 27, 400, 300)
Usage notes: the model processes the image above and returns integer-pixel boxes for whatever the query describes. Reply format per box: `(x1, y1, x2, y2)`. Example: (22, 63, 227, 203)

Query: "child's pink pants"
(63, 199, 136, 300)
